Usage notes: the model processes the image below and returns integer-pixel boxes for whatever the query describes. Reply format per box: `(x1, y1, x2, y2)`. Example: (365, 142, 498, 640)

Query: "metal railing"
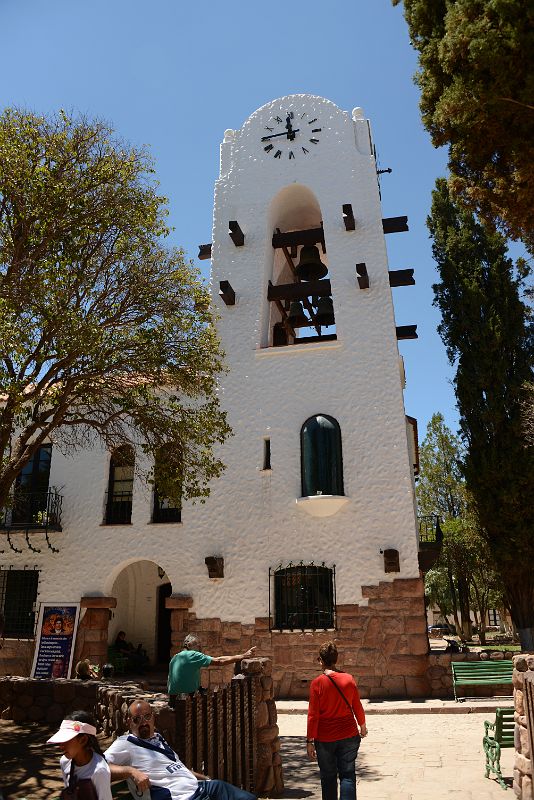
(418, 514, 443, 544)
(104, 491, 133, 525)
(0, 491, 63, 531)
(174, 678, 257, 792)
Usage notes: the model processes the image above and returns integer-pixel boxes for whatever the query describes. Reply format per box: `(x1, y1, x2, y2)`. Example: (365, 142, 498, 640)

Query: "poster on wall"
(30, 603, 80, 679)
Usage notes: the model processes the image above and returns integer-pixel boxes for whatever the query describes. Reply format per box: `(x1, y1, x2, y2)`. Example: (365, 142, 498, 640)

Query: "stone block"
(267, 699, 277, 725)
(36, 694, 52, 708)
(514, 656, 529, 672)
(480, 652, 489, 660)
(404, 616, 427, 635)
(17, 693, 34, 709)
(257, 766, 274, 794)
(81, 596, 117, 609)
(523, 774, 533, 800)
(361, 585, 381, 599)
(515, 752, 531, 775)
(256, 701, 269, 728)
(27, 704, 46, 721)
(12, 706, 28, 722)
(381, 676, 407, 696)
(53, 682, 77, 703)
(490, 651, 505, 660)
(393, 577, 423, 597)
(381, 617, 404, 636)
(389, 655, 428, 677)
(405, 676, 431, 697)
(407, 634, 429, 656)
(521, 725, 531, 760)
(165, 595, 193, 609)
(516, 690, 525, 716)
(47, 703, 65, 724)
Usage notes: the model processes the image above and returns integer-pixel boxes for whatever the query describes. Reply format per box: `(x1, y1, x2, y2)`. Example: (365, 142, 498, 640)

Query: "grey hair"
(183, 633, 201, 649)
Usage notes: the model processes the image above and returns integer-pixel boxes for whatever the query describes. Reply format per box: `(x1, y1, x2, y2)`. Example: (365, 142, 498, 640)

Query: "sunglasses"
(131, 712, 153, 724)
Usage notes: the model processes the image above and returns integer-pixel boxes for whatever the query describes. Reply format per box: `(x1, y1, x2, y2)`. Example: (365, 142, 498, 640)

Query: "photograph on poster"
(31, 603, 80, 679)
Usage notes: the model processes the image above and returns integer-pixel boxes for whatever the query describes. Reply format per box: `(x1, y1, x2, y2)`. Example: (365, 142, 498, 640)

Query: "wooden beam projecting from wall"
(267, 279, 332, 302)
(382, 216, 409, 234)
(228, 221, 245, 247)
(389, 269, 415, 287)
(356, 263, 369, 289)
(198, 243, 212, 260)
(342, 204, 355, 231)
(396, 325, 418, 340)
(219, 280, 236, 306)
(272, 225, 326, 254)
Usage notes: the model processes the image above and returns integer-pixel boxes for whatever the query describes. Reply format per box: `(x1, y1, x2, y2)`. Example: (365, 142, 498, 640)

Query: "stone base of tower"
(168, 577, 430, 699)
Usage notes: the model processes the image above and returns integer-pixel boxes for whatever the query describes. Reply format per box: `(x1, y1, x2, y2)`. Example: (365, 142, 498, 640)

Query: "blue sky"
(0, 0, 458, 437)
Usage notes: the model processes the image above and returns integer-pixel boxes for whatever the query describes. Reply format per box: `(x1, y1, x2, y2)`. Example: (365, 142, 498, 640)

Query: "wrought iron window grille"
(269, 561, 336, 632)
(0, 567, 40, 639)
(104, 490, 133, 525)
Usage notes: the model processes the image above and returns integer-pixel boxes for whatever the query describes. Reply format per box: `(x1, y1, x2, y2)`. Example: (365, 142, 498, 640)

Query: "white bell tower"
(191, 94, 430, 698)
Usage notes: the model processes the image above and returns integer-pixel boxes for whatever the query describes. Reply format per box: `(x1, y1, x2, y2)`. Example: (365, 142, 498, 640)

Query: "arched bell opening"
(266, 185, 336, 348)
(301, 414, 344, 498)
(107, 559, 172, 668)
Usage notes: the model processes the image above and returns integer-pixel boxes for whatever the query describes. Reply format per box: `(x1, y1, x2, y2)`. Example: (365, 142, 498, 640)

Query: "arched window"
(152, 450, 182, 524)
(301, 415, 343, 497)
(271, 563, 335, 631)
(106, 445, 134, 524)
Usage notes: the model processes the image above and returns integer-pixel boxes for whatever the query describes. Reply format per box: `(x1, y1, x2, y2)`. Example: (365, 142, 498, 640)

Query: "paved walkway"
(278, 712, 514, 799)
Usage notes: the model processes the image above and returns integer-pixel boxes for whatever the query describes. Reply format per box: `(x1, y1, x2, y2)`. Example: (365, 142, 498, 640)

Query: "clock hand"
(261, 129, 300, 141)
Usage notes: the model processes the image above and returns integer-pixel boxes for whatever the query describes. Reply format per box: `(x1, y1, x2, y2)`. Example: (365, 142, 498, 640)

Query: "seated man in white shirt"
(105, 699, 257, 800)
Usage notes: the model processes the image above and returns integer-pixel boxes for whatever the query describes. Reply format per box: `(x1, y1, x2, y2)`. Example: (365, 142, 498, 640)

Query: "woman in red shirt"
(307, 642, 367, 800)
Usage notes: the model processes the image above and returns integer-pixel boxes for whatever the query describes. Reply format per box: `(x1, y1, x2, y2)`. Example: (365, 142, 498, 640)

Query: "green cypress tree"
(428, 178, 534, 649)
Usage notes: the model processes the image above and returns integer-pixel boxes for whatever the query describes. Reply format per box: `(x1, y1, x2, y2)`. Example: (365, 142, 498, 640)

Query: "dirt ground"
(0, 721, 130, 800)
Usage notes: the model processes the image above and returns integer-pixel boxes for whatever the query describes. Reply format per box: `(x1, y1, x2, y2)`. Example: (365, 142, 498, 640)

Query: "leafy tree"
(0, 108, 231, 508)
(418, 413, 471, 637)
(424, 567, 454, 624)
(428, 178, 534, 649)
(393, 0, 534, 247)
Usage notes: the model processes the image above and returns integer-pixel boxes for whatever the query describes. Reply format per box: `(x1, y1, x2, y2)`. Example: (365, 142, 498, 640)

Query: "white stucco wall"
(1, 95, 420, 628)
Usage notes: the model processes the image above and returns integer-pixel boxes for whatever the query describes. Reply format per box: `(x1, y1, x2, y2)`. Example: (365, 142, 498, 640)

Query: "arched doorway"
(108, 560, 171, 666)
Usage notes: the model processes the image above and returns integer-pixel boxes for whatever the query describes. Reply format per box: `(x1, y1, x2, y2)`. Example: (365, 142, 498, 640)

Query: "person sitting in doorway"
(105, 699, 256, 800)
(167, 634, 256, 703)
(115, 630, 149, 674)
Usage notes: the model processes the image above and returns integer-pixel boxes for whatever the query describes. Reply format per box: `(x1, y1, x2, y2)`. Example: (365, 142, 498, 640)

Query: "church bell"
(295, 245, 328, 282)
(287, 300, 308, 327)
(315, 296, 335, 327)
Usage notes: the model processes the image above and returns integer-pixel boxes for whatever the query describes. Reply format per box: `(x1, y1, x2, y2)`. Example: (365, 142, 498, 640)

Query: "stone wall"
(168, 577, 431, 699)
(0, 657, 282, 795)
(0, 639, 35, 677)
(427, 650, 518, 699)
(513, 654, 534, 800)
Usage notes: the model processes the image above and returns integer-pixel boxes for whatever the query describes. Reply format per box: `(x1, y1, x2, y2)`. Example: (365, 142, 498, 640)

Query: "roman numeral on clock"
(274, 150, 282, 158)
(310, 138, 319, 144)
(264, 144, 273, 152)
(289, 151, 295, 159)
(302, 147, 309, 154)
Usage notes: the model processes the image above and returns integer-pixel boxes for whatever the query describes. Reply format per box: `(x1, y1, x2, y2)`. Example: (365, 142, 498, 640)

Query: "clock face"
(260, 110, 321, 160)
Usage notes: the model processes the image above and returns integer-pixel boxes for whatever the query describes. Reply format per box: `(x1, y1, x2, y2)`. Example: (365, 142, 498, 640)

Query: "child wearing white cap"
(47, 711, 112, 799)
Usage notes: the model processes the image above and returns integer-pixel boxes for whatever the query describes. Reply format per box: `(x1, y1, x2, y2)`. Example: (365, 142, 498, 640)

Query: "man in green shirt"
(168, 634, 256, 703)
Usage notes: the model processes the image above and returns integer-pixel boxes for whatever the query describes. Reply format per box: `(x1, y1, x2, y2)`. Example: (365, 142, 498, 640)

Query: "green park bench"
(483, 707, 515, 789)
(451, 659, 513, 702)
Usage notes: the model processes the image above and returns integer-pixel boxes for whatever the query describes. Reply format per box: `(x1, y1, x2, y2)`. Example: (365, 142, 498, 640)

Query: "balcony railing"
(104, 491, 133, 525)
(0, 490, 63, 531)
(418, 514, 443, 572)
(418, 514, 443, 544)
